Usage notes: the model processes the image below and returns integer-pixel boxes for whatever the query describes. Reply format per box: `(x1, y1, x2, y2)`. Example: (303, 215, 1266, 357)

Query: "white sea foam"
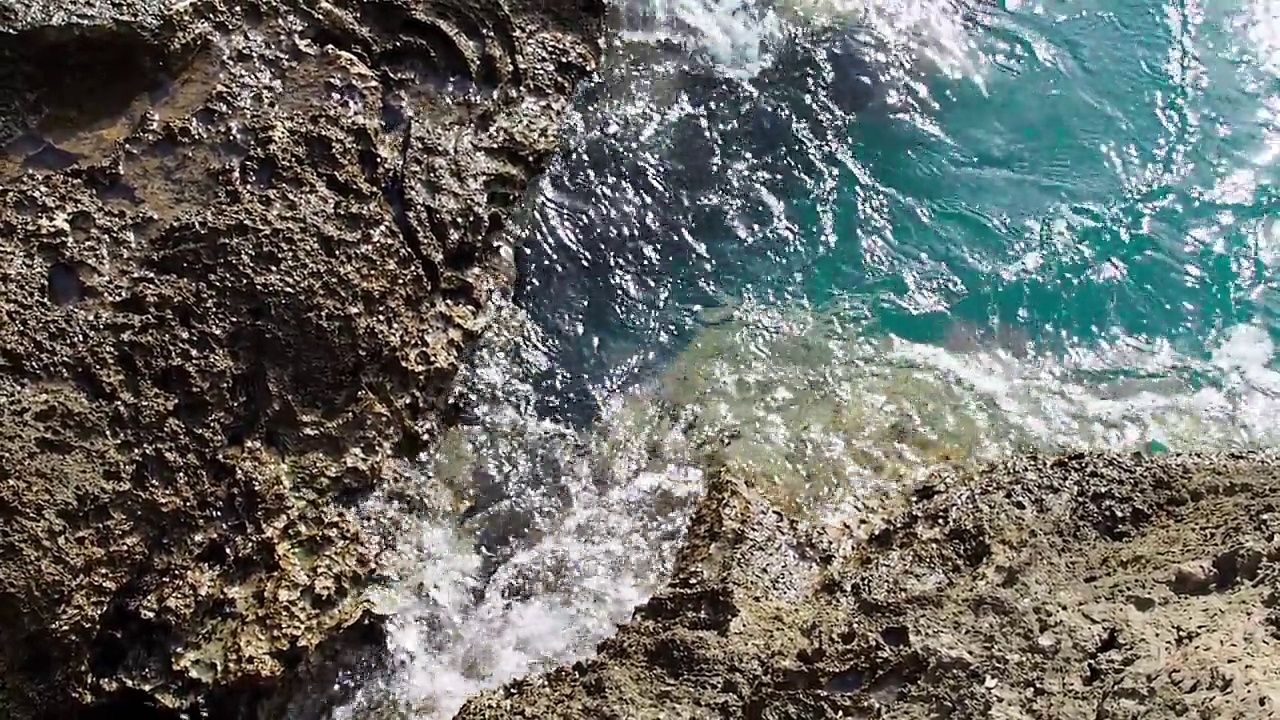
(341, 298, 1280, 719)
(333, 1, 1280, 718)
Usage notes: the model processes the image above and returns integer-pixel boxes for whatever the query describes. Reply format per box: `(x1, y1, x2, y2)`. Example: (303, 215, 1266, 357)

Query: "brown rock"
(0, 0, 603, 715)
(455, 450, 1280, 719)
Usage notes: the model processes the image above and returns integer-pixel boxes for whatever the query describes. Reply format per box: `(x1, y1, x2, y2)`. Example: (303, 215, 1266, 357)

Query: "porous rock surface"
(456, 450, 1280, 719)
(0, 0, 602, 715)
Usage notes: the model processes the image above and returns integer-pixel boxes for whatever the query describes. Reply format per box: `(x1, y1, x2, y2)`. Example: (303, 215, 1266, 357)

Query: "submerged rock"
(593, 302, 1271, 527)
(0, 0, 603, 715)
(455, 450, 1280, 719)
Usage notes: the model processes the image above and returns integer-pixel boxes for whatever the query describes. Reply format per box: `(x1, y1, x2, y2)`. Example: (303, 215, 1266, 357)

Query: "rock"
(454, 450, 1280, 719)
(0, 0, 208, 146)
(0, 0, 603, 715)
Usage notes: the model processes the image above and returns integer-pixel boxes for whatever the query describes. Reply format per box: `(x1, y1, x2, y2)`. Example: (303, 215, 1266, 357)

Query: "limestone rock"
(0, 0, 603, 715)
(455, 450, 1280, 719)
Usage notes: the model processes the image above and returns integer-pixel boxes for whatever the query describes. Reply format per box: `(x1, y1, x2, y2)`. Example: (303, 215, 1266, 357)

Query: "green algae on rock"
(455, 450, 1280, 719)
(0, 0, 604, 715)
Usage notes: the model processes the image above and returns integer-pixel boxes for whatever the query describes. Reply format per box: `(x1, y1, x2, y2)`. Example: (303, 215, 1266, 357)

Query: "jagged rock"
(0, 0, 603, 715)
(455, 450, 1280, 719)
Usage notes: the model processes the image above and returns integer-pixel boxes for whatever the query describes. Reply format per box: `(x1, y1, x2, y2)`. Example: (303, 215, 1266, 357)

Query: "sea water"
(338, 0, 1280, 716)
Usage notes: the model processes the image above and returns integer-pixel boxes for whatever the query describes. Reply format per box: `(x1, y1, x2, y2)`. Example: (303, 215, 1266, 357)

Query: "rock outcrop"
(0, 0, 603, 715)
(456, 450, 1280, 719)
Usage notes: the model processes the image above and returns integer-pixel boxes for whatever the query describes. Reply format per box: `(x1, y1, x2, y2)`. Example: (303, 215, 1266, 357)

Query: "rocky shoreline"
(0, 0, 603, 715)
(456, 449, 1280, 719)
(374, 301, 1280, 719)
(6, 2, 1280, 719)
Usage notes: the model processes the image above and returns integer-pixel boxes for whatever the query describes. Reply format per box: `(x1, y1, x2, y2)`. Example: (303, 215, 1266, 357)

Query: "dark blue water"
(514, 0, 1280, 424)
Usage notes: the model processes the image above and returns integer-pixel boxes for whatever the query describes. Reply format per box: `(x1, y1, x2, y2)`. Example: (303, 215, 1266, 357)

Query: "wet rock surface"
(0, 0, 603, 715)
(455, 450, 1280, 719)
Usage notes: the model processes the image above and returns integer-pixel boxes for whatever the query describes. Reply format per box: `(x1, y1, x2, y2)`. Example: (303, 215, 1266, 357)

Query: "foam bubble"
(341, 296, 1279, 719)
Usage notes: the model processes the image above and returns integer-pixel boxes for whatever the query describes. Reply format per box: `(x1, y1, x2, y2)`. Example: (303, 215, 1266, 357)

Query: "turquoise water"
(350, 1, 1280, 716)
(517, 0, 1280, 409)
(842, 0, 1279, 352)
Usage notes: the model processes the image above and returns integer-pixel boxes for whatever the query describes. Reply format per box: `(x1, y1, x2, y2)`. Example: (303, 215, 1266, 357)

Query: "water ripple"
(339, 1, 1280, 717)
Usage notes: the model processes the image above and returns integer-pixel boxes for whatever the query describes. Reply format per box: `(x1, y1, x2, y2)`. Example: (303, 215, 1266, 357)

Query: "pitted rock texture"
(455, 450, 1280, 720)
(0, 0, 603, 715)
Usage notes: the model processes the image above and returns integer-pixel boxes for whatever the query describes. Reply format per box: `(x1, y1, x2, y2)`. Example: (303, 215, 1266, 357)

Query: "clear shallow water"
(339, 0, 1280, 716)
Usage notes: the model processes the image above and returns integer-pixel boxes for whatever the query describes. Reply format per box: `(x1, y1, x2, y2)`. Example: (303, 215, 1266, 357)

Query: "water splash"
(336, 0, 1280, 717)
(342, 302, 1280, 719)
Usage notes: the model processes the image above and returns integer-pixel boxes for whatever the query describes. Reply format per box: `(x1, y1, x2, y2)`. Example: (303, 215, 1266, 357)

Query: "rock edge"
(456, 450, 1280, 719)
(0, 0, 604, 715)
